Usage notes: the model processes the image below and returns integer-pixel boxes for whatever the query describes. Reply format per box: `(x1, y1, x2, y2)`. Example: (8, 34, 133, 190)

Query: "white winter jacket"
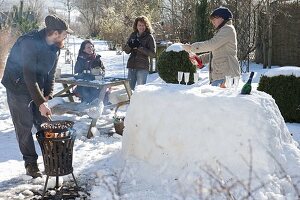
(191, 20, 240, 82)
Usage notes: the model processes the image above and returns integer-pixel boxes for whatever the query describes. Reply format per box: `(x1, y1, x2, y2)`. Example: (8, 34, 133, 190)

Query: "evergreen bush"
(257, 75, 300, 122)
(194, 0, 213, 42)
(10, 1, 38, 35)
(156, 50, 196, 84)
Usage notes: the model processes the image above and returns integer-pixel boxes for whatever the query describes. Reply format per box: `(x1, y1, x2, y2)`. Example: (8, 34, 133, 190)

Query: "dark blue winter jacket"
(1, 29, 60, 107)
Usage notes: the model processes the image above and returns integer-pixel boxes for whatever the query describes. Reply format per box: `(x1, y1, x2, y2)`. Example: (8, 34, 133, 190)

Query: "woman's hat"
(45, 15, 73, 34)
(210, 7, 233, 20)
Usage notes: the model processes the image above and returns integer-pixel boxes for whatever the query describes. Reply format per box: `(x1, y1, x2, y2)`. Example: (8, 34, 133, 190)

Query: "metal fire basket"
(36, 120, 78, 199)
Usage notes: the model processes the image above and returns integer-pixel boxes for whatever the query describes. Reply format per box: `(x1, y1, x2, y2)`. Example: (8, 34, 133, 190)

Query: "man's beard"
(55, 41, 64, 49)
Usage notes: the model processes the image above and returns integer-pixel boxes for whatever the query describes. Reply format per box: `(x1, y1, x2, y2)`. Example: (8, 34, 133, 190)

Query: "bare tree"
(25, 0, 45, 23)
(0, 0, 5, 8)
(72, 0, 161, 46)
(72, 0, 105, 37)
(159, 0, 197, 42)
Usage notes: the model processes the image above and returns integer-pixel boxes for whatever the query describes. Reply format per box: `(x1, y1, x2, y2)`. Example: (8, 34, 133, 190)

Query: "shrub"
(257, 75, 300, 122)
(156, 50, 196, 84)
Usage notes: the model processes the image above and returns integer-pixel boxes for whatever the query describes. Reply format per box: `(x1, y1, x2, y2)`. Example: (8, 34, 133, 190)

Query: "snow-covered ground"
(0, 37, 299, 199)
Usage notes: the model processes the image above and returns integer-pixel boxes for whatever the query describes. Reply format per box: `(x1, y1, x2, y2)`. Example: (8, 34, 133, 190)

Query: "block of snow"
(122, 84, 300, 183)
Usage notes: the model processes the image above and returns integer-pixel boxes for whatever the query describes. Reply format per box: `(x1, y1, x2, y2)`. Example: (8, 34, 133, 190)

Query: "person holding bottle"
(183, 7, 240, 87)
(123, 16, 156, 90)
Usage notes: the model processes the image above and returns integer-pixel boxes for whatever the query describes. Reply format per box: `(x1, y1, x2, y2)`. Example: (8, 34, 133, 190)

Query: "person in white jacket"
(183, 7, 240, 87)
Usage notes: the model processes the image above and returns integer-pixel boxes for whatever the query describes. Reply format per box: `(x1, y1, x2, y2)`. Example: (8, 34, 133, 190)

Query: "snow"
(0, 36, 300, 199)
(263, 66, 300, 77)
(166, 43, 185, 52)
(122, 84, 300, 198)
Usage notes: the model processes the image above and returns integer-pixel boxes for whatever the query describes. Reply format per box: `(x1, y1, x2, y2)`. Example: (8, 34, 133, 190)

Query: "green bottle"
(241, 72, 255, 95)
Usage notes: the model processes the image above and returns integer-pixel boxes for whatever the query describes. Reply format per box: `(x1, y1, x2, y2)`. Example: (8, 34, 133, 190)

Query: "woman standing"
(183, 7, 240, 87)
(124, 16, 156, 90)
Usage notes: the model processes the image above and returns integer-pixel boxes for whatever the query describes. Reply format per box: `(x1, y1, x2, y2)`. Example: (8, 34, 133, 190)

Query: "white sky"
(0, 39, 299, 199)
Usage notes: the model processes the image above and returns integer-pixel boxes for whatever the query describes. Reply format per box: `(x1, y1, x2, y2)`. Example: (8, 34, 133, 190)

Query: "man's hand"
(39, 102, 52, 118)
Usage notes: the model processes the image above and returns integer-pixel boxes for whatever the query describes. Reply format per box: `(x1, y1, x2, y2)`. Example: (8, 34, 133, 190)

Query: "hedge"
(156, 50, 196, 84)
(257, 75, 300, 122)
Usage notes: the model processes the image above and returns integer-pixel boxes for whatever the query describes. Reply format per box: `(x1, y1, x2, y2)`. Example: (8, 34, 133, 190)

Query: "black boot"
(25, 163, 42, 178)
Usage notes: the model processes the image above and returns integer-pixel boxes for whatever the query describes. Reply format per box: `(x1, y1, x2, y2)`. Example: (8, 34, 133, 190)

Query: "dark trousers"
(6, 89, 47, 166)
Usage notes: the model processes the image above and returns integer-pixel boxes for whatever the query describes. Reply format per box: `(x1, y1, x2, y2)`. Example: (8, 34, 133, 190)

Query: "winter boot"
(25, 163, 42, 178)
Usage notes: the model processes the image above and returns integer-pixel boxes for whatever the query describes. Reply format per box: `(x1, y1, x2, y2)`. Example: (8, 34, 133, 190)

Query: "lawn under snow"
(0, 37, 300, 200)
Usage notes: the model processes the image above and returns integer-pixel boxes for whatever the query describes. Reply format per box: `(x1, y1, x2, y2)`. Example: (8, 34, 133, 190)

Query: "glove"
(194, 55, 204, 69)
(128, 38, 140, 48)
(189, 52, 204, 69)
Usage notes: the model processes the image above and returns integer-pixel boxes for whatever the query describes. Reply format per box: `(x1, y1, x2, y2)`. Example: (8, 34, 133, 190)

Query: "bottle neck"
(246, 72, 255, 84)
(246, 78, 253, 84)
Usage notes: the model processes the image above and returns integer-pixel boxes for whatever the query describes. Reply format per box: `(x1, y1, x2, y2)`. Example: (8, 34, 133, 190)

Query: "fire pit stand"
(36, 121, 79, 199)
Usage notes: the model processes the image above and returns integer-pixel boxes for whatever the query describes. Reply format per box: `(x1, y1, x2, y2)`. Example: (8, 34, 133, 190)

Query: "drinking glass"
(225, 76, 233, 89)
(233, 76, 240, 91)
(184, 72, 190, 85)
(177, 71, 183, 84)
(193, 72, 199, 83)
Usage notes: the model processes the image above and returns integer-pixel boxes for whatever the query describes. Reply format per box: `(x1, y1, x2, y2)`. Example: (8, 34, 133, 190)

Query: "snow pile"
(122, 83, 300, 198)
(165, 43, 185, 52)
(264, 66, 300, 77)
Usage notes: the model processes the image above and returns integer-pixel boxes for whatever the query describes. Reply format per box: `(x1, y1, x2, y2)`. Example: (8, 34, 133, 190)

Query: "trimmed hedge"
(257, 75, 300, 122)
(156, 50, 196, 84)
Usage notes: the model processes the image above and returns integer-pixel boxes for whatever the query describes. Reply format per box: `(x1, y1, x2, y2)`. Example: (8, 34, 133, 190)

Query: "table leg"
(53, 84, 75, 102)
(63, 84, 75, 102)
(86, 85, 108, 139)
(123, 81, 132, 99)
(87, 118, 97, 139)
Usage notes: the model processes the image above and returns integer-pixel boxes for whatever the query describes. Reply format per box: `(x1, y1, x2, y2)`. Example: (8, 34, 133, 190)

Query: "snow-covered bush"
(258, 75, 300, 122)
(156, 50, 196, 84)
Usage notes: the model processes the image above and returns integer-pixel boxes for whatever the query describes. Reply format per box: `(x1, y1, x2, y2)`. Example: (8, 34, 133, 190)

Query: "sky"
(0, 37, 300, 199)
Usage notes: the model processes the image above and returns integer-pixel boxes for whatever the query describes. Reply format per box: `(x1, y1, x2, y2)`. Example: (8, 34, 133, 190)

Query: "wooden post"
(267, 0, 272, 69)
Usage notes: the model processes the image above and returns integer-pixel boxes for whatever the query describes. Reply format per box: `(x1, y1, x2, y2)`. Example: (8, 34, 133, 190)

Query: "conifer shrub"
(257, 75, 300, 122)
(156, 50, 196, 84)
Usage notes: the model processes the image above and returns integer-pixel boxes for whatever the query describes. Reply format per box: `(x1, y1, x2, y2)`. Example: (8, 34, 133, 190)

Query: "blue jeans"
(128, 68, 148, 90)
(211, 79, 225, 87)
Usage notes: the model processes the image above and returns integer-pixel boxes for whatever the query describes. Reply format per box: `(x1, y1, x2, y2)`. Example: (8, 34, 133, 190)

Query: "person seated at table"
(74, 40, 108, 104)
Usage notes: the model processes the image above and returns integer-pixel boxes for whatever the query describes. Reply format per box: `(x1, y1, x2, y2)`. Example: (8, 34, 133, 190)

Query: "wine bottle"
(241, 72, 255, 95)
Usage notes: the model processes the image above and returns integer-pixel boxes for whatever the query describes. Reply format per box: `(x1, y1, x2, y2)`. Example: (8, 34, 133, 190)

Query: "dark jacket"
(1, 29, 60, 107)
(73, 52, 105, 103)
(74, 52, 104, 74)
(124, 32, 156, 70)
